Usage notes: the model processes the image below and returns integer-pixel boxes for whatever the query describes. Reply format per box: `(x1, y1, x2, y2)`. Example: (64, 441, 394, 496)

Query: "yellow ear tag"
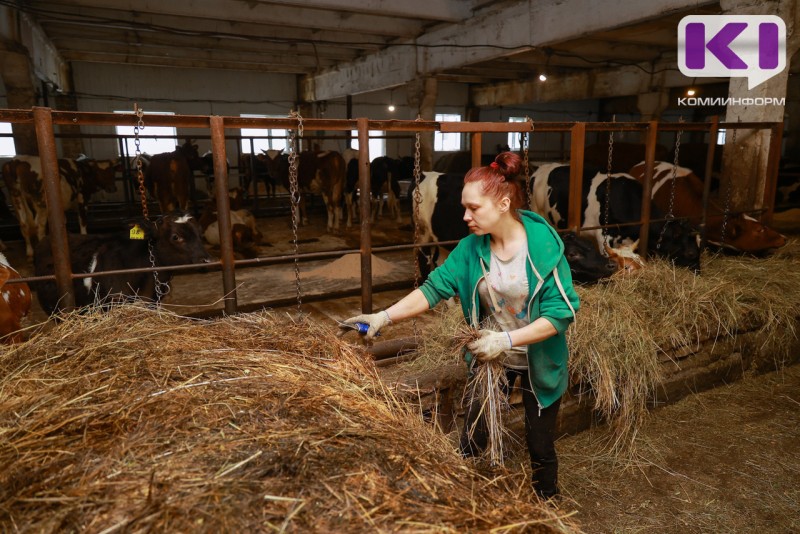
(129, 224, 145, 240)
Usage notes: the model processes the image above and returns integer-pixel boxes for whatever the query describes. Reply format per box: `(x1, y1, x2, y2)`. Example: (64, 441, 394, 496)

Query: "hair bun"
(493, 151, 522, 177)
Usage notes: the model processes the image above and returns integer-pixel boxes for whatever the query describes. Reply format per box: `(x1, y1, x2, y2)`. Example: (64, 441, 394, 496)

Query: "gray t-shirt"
(477, 247, 530, 369)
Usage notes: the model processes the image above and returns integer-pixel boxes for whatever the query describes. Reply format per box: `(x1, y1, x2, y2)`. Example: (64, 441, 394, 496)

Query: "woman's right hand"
(339, 310, 392, 341)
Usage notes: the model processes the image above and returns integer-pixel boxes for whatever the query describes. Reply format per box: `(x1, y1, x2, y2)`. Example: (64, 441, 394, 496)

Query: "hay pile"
(0, 306, 578, 533)
(406, 245, 800, 451)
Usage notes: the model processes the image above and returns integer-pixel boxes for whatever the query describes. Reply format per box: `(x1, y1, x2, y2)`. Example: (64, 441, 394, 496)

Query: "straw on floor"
(0, 305, 579, 533)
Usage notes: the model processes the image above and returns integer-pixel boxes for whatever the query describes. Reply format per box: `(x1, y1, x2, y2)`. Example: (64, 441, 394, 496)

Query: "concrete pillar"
(719, 0, 798, 211)
(54, 91, 84, 158)
(637, 91, 671, 144)
(0, 41, 38, 155)
(408, 76, 437, 171)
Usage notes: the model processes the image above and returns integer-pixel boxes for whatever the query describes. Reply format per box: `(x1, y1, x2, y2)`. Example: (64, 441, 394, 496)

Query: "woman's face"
(461, 181, 508, 235)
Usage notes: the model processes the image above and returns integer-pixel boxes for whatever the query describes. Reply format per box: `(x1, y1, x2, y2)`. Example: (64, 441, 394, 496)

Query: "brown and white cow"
(630, 162, 786, 254)
(0, 252, 31, 343)
(2, 155, 119, 257)
(33, 212, 212, 315)
(262, 149, 346, 232)
(144, 139, 203, 214)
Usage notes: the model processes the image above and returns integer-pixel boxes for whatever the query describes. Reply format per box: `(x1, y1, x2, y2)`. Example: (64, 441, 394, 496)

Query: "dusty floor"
(536, 364, 800, 533)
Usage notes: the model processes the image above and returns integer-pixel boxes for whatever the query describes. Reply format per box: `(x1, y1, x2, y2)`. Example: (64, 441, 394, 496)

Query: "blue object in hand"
(354, 322, 370, 335)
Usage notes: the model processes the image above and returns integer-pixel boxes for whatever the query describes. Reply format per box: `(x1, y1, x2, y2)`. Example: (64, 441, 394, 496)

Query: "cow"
(2, 155, 119, 258)
(342, 148, 359, 227)
(369, 156, 404, 222)
(33, 212, 212, 315)
(262, 149, 346, 232)
(629, 162, 787, 254)
(413, 171, 618, 283)
(144, 139, 204, 214)
(199, 201, 262, 257)
(530, 163, 701, 271)
(238, 152, 276, 198)
(0, 252, 31, 343)
(199, 151, 231, 193)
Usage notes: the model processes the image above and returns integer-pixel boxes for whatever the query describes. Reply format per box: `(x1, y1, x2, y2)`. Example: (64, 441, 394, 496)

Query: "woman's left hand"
(467, 329, 512, 362)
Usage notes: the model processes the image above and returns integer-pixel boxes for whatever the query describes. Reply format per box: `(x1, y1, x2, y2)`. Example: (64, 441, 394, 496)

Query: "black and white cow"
(33, 212, 212, 315)
(530, 163, 701, 271)
(413, 171, 618, 283)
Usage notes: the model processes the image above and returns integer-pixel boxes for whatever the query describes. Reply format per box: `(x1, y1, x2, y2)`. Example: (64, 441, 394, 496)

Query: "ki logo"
(678, 15, 786, 90)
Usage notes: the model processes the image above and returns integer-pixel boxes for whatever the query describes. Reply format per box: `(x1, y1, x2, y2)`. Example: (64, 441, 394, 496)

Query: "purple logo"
(678, 16, 786, 89)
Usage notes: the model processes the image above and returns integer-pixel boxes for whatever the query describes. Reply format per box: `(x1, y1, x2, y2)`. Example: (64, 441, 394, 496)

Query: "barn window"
(349, 130, 386, 158)
(717, 129, 726, 145)
(435, 114, 461, 151)
(114, 111, 177, 156)
(0, 122, 16, 157)
(240, 114, 287, 153)
(507, 117, 527, 150)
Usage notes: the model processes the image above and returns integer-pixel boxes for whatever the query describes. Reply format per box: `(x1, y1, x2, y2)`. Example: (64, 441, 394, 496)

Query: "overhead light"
(687, 88, 696, 96)
(387, 104, 396, 112)
(538, 73, 547, 82)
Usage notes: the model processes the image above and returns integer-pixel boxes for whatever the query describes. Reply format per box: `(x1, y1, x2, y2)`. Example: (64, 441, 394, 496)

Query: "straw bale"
(0, 305, 578, 533)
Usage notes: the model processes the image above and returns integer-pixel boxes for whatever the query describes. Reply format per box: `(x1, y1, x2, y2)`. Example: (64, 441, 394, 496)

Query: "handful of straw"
(466, 359, 513, 467)
(455, 323, 516, 467)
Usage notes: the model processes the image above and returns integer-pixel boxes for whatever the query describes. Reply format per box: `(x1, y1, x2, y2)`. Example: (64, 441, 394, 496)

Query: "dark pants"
(459, 368, 561, 499)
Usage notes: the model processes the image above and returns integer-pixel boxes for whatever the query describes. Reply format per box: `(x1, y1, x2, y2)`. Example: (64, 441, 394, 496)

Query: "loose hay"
(464, 362, 513, 467)
(0, 305, 578, 533)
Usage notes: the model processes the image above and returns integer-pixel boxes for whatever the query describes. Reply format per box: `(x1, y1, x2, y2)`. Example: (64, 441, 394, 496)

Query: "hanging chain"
(602, 116, 615, 249)
(412, 116, 423, 338)
(523, 116, 533, 208)
(719, 120, 737, 246)
(287, 110, 304, 312)
(134, 104, 148, 220)
(133, 104, 168, 303)
(657, 118, 683, 250)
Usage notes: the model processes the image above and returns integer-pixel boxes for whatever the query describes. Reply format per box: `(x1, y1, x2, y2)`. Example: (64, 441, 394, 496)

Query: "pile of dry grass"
(0, 305, 578, 533)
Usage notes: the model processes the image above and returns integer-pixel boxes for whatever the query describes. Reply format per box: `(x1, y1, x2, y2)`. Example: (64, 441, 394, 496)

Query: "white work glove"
(467, 329, 512, 362)
(339, 310, 392, 341)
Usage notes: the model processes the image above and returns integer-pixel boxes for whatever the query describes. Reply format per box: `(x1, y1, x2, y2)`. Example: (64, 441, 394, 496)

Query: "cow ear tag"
(129, 224, 145, 240)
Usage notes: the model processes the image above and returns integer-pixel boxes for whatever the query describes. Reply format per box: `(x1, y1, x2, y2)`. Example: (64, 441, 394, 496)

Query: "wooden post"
(33, 106, 75, 311)
(763, 121, 783, 226)
(471, 132, 482, 168)
(568, 123, 585, 232)
(700, 117, 719, 248)
(358, 117, 373, 313)
(210, 115, 237, 314)
(638, 121, 659, 256)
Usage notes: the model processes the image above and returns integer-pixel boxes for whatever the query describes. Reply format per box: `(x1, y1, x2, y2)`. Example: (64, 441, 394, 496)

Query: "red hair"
(464, 152, 524, 218)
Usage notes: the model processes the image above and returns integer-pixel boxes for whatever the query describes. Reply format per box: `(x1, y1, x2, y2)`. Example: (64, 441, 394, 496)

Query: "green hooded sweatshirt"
(418, 210, 580, 409)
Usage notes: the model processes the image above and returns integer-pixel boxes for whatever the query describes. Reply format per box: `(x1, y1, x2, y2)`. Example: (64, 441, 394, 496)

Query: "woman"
(341, 152, 580, 499)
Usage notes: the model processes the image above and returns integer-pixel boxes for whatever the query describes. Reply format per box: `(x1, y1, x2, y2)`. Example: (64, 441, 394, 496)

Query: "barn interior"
(1, 1, 799, 532)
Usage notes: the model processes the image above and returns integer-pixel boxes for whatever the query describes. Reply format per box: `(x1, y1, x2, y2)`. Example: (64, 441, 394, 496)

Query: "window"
(507, 117, 527, 150)
(115, 111, 177, 156)
(240, 114, 287, 153)
(350, 130, 386, 158)
(717, 129, 726, 145)
(435, 113, 462, 151)
(0, 122, 16, 157)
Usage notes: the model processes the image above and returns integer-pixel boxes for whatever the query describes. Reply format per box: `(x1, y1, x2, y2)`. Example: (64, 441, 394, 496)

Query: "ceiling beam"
(44, 27, 360, 62)
(30, 0, 424, 38)
(301, 0, 717, 101)
(258, 0, 477, 22)
(34, 9, 388, 50)
(470, 58, 725, 107)
(0, 6, 70, 90)
(61, 50, 316, 73)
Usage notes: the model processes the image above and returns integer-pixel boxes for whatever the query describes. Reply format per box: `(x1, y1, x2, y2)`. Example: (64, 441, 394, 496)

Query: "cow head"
(649, 219, 701, 273)
(87, 158, 119, 194)
(707, 214, 786, 254)
(605, 241, 646, 275)
(177, 139, 203, 172)
(561, 232, 618, 284)
(135, 212, 213, 266)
